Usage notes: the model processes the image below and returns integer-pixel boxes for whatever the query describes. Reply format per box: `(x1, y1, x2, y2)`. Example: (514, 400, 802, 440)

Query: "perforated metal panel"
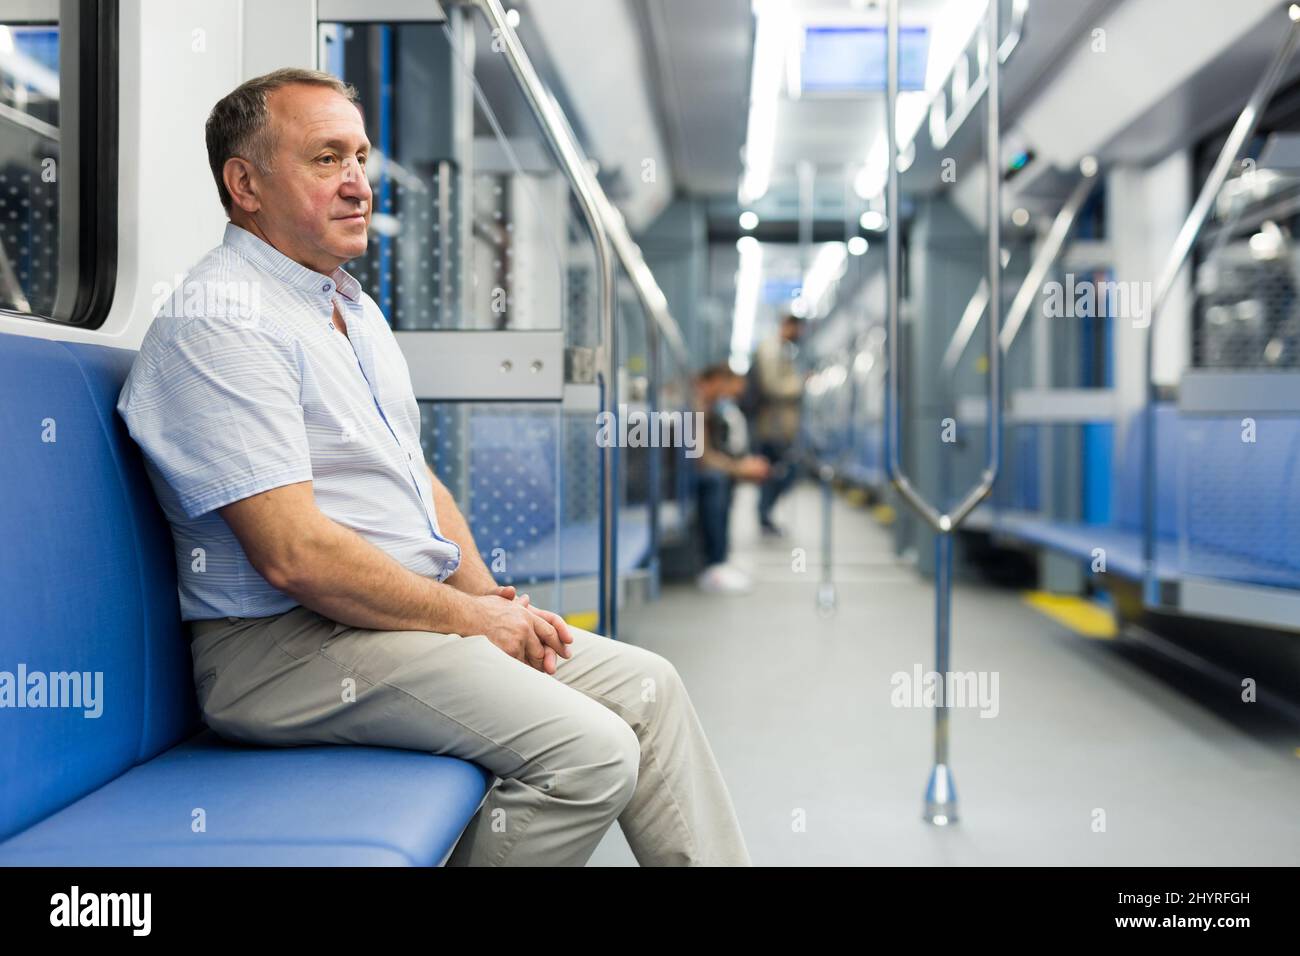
(420, 401, 562, 588)
(1175, 415, 1300, 589)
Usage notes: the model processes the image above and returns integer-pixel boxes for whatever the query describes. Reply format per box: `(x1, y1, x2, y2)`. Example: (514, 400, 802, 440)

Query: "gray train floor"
(591, 482, 1300, 866)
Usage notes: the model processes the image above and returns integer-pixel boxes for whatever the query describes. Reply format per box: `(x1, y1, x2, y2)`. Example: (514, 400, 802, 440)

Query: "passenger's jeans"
(696, 468, 734, 567)
(757, 439, 798, 526)
(189, 607, 751, 867)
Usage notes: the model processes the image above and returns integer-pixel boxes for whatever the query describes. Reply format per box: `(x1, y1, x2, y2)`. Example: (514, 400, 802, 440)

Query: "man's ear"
(223, 156, 261, 214)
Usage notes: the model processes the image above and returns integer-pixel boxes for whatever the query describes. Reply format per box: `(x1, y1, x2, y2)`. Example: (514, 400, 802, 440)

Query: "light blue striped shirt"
(117, 223, 462, 621)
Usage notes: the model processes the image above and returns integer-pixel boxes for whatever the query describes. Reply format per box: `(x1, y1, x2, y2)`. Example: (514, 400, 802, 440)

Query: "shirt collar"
(222, 222, 363, 304)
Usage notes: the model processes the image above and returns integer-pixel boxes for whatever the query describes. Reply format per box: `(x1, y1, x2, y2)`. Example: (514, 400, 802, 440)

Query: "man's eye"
(318, 155, 336, 165)
(357, 154, 368, 166)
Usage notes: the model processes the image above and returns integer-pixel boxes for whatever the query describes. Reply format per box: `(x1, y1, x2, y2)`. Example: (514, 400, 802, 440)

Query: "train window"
(0, 0, 116, 327)
(1191, 77, 1300, 370)
(317, 16, 585, 337)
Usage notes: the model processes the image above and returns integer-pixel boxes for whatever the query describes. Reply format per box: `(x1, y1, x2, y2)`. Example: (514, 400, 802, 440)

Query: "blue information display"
(801, 25, 930, 93)
(763, 278, 803, 304)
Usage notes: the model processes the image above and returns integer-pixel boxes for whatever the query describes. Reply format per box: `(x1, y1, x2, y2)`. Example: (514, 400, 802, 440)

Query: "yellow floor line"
(871, 504, 896, 526)
(1023, 591, 1117, 639)
(564, 610, 599, 631)
(843, 487, 869, 507)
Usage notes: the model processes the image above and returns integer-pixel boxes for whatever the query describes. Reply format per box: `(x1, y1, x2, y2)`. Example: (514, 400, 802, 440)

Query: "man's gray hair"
(205, 67, 360, 212)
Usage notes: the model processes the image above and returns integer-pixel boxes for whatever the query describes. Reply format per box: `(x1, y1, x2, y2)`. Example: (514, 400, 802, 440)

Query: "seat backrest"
(1111, 404, 1178, 538)
(1178, 414, 1300, 577)
(0, 332, 197, 842)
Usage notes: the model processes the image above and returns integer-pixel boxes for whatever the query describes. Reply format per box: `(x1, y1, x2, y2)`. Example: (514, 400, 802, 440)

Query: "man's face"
(253, 84, 373, 273)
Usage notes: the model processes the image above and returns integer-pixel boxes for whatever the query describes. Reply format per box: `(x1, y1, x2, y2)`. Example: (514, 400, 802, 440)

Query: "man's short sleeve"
(118, 319, 313, 519)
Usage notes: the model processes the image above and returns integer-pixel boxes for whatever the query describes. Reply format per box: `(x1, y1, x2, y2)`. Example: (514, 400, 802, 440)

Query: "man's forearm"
(275, 513, 481, 635)
(426, 465, 500, 595)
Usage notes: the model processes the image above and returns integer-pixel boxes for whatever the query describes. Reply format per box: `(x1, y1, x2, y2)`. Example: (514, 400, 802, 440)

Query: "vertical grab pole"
(929, 531, 954, 819)
(469, 0, 618, 638)
(818, 464, 837, 615)
(886, 0, 1001, 826)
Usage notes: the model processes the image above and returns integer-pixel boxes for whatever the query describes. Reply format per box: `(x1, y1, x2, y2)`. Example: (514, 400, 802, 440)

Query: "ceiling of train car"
(672, 0, 1116, 231)
(1100, 7, 1300, 166)
(630, 0, 753, 198)
(515, 0, 1118, 230)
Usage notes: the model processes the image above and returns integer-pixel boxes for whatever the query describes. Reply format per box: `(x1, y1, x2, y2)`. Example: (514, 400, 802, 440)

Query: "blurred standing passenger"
(751, 313, 805, 536)
(694, 365, 770, 593)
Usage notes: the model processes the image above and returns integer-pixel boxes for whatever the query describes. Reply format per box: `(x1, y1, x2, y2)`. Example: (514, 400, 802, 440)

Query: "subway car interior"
(1, 0, 1299, 885)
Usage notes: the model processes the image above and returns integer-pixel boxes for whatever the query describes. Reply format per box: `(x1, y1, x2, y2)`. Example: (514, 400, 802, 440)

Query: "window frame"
(0, 0, 118, 329)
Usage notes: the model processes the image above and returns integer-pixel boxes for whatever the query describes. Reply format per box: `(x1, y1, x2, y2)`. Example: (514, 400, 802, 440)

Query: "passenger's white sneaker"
(698, 563, 753, 594)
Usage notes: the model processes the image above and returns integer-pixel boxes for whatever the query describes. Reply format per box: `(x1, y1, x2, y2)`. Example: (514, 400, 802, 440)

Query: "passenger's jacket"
(752, 333, 803, 444)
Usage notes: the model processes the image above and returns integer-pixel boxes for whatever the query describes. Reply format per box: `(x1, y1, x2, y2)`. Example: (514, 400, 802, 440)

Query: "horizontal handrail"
(998, 162, 1099, 354)
(940, 162, 1098, 377)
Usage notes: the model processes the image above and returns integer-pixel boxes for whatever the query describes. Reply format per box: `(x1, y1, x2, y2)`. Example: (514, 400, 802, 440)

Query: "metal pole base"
(816, 582, 836, 616)
(923, 763, 959, 826)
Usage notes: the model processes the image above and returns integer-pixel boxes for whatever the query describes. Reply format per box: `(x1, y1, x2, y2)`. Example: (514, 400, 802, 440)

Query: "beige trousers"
(189, 606, 751, 866)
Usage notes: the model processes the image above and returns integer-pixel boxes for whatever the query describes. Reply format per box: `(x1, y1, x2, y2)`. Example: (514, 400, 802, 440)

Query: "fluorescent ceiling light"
(855, 0, 986, 203)
(730, 237, 765, 372)
(739, 0, 791, 206)
(799, 242, 848, 318)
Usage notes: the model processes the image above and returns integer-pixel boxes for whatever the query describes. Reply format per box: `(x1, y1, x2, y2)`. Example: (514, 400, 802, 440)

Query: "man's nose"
(340, 158, 372, 199)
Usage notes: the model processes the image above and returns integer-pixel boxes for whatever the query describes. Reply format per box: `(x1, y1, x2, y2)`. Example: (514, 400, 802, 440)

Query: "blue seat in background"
(0, 332, 491, 866)
(1174, 415, 1300, 586)
(995, 405, 1181, 580)
(462, 407, 653, 587)
(994, 403, 1300, 588)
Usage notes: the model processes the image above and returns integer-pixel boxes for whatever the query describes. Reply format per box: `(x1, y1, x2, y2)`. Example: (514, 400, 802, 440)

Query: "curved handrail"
(886, 0, 1002, 534)
(465, 0, 619, 636)
(941, 158, 1099, 377)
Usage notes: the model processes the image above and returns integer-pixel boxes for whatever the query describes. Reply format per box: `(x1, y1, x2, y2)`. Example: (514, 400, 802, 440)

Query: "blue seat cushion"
(0, 729, 492, 866)
(507, 509, 652, 582)
(994, 514, 1177, 580)
(994, 512, 1299, 588)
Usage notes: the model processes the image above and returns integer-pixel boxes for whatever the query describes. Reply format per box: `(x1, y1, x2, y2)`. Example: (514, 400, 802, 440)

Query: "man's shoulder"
(140, 246, 298, 353)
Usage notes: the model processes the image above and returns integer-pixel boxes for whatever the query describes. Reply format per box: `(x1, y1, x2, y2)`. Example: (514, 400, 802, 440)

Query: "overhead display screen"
(801, 25, 930, 92)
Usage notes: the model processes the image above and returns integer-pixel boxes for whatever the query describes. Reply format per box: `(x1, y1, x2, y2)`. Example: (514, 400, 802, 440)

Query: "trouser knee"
(568, 716, 640, 818)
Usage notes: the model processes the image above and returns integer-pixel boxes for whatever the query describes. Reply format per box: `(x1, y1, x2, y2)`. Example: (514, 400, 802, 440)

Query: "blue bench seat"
(0, 729, 488, 866)
(0, 332, 491, 866)
(991, 404, 1300, 590)
(506, 510, 652, 582)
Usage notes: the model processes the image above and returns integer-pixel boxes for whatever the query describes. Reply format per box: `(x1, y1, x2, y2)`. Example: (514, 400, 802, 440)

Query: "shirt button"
(321, 282, 331, 293)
